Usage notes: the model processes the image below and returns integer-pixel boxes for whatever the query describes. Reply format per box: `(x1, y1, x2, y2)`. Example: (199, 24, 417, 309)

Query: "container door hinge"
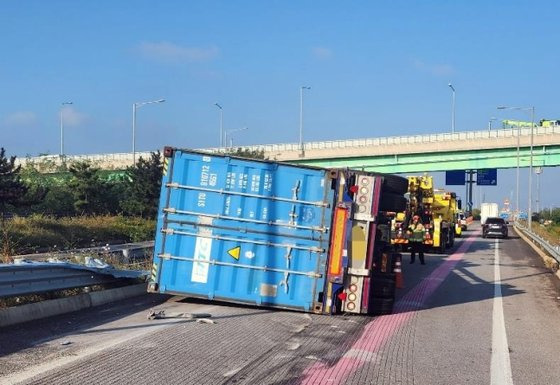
(289, 205, 298, 226)
(292, 180, 301, 200)
(279, 246, 293, 293)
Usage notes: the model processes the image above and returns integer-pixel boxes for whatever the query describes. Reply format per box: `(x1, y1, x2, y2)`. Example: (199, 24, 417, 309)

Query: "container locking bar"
(158, 254, 323, 278)
(166, 182, 329, 208)
(163, 208, 328, 233)
(162, 228, 325, 253)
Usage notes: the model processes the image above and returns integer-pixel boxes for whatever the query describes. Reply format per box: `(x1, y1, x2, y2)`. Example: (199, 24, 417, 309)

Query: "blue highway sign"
(445, 170, 465, 185)
(477, 169, 497, 185)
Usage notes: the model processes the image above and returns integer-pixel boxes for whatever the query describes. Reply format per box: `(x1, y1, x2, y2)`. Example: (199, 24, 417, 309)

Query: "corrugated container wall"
(150, 149, 334, 312)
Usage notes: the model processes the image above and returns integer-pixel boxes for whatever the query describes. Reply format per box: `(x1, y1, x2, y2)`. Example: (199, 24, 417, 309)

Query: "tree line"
(0, 146, 266, 220)
(0, 148, 163, 219)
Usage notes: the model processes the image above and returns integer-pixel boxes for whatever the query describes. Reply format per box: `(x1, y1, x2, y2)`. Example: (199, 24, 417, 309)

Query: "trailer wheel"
(371, 277, 396, 298)
(370, 297, 395, 315)
(379, 193, 407, 212)
(368, 173, 409, 195)
(370, 272, 397, 298)
(439, 230, 447, 254)
(381, 175, 408, 195)
(448, 230, 455, 248)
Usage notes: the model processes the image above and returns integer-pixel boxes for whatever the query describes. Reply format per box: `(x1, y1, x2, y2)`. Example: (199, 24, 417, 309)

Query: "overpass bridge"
(20, 126, 560, 174)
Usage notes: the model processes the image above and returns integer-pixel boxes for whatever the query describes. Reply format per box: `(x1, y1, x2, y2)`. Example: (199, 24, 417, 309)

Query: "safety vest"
(407, 223, 425, 242)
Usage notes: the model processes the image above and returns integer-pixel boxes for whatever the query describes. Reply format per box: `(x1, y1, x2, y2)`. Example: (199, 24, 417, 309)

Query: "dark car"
(482, 217, 508, 238)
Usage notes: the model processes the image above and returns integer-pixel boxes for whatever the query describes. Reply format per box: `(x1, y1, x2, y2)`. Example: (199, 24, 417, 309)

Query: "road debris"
(147, 309, 166, 320)
(196, 318, 216, 325)
(147, 309, 213, 320)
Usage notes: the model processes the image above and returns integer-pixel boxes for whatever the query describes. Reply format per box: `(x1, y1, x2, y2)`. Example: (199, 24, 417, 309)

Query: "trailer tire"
(381, 175, 409, 195)
(370, 297, 395, 315)
(438, 230, 447, 254)
(370, 270, 397, 298)
(371, 277, 396, 298)
(448, 230, 455, 248)
(379, 193, 407, 212)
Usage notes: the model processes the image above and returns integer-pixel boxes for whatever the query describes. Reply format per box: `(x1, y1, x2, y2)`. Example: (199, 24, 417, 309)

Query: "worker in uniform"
(407, 215, 425, 265)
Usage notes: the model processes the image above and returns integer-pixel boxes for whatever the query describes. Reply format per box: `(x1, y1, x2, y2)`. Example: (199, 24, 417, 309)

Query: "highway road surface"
(1, 226, 560, 385)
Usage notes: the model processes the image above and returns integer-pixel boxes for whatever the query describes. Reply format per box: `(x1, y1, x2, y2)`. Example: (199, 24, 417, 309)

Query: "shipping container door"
(151, 150, 333, 312)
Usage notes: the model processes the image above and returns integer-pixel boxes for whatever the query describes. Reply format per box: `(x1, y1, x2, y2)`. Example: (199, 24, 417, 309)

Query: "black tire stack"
(369, 271, 397, 316)
(377, 174, 409, 206)
(370, 174, 408, 316)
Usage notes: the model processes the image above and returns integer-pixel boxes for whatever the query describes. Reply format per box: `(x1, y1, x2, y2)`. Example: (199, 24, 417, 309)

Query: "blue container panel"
(153, 150, 334, 311)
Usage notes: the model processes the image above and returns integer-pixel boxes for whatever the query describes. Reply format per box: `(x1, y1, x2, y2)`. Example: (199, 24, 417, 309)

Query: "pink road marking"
(300, 231, 480, 385)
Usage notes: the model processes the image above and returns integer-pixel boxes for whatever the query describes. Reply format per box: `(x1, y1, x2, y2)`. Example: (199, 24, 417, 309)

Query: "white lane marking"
(223, 368, 242, 377)
(491, 238, 514, 385)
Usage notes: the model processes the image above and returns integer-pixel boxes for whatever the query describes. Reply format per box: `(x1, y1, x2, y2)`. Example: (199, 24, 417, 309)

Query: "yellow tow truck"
(391, 175, 461, 253)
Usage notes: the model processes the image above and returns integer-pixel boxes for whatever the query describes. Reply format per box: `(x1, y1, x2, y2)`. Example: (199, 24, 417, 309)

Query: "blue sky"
(1, 1, 558, 210)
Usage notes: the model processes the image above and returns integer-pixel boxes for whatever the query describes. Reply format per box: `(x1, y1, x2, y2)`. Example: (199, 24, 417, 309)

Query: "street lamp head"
(62, 101, 73, 106)
(448, 83, 455, 91)
(226, 126, 248, 134)
(301, 86, 311, 90)
(214, 103, 222, 109)
(135, 99, 166, 108)
(497, 105, 534, 112)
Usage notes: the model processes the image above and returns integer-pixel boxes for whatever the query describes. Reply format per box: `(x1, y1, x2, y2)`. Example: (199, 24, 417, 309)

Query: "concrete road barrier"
(0, 283, 147, 328)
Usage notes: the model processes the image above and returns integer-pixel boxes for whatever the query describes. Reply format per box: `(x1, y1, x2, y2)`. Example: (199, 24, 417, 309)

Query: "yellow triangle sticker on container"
(228, 246, 241, 260)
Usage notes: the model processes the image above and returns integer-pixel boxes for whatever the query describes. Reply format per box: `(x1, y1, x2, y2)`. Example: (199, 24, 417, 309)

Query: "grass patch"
(1, 214, 156, 257)
(534, 223, 560, 247)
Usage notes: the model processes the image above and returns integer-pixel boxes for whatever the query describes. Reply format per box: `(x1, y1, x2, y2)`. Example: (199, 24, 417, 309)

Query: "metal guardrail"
(0, 262, 147, 298)
(16, 126, 560, 166)
(515, 223, 560, 263)
(14, 241, 154, 263)
(208, 126, 560, 153)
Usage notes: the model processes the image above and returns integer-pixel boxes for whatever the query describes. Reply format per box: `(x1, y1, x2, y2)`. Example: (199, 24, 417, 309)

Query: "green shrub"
(1, 215, 156, 256)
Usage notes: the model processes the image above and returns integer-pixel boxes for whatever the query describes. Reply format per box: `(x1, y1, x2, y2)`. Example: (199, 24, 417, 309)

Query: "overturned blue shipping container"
(148, 148, 407, 315)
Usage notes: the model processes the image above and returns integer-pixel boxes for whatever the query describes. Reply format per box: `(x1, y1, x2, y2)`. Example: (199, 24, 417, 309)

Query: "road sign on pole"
(445, 170, 466, 185)
(477, 169, 497, 185)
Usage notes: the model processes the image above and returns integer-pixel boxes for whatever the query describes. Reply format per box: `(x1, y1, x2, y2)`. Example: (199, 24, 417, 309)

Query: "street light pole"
(214, 103, 223, 147)
(516, 123, 520, 217)
(497, 105, 536, 224)
(132, 99, 165, 165)
(535, 167, 543, 215)
(60, 101, 73, 156)
(528, 106, 535, 229)
(300, 86, 311, 157)
(448, 83, 456, 133)
(225, 127, 248, 148)
(488, 117, 496, 132)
